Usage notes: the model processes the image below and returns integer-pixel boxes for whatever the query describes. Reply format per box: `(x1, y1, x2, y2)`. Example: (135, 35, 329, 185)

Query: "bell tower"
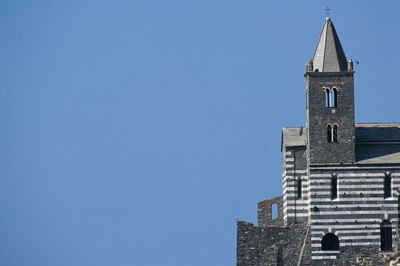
(305, 17, 355, 164)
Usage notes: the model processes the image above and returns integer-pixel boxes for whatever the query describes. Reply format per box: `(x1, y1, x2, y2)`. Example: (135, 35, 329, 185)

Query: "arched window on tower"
(321, 233, 339, 250)
(327, 124, 338, 143)
(332, 88, 337, 107)
(327, 125, 332, 142)
(333, 125, 338, 142)
(325, 88, 331, 107)
(381, 220, 392, 251)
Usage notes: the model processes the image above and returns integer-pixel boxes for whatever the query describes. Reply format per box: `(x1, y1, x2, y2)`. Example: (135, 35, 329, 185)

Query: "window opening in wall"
(380, 220, 392, 251)
(327, 124, 338, 143)
(271, 203, 278, 220)
(333, 125, 338, 142)
(324, 88, 338, 108)
(384, 175, 391, 198)
(327, 125, 332, 142)
(331, 177, 337, 199)
(297, 178, 302, 199)
(325, 88, 330, 107)
(321, 233, 339, 250)
(332, 88, 337, 107)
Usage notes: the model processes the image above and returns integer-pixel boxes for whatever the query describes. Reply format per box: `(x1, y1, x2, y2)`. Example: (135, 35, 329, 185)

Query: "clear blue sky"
(1, 1, 399, 265)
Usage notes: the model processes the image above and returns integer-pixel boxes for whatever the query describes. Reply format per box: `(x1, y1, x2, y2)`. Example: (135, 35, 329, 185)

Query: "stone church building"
(237, 17, 400, 265)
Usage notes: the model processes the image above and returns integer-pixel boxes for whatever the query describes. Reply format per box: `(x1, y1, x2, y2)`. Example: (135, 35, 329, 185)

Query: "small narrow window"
(297, 178, 302, 199)
(384, 175, 391, 198)
(333, 125, 338, 142)
(325, 88, 331, 107)
(327, 125, 332, 142)
(332, 88, 337, 107)
(331, 177, 337, 199)
(271, 203, 278, 219)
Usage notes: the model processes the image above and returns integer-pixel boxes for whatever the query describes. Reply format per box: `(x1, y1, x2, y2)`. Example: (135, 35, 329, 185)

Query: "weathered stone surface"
(258, 196, 284, 227)
(237, 222, 310, 266)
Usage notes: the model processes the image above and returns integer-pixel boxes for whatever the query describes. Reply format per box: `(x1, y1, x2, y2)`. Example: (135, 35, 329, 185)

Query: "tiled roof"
(355, 123, 400, 142)
(355, 123, 400, 164)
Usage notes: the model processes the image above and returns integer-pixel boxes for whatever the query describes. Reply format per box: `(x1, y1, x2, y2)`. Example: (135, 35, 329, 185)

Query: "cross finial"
(325, 6, 331, 17)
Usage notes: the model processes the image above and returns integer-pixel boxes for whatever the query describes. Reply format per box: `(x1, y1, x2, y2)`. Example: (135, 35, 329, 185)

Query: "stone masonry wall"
(306, 72, 356, 164)
(258, 196, 284, 227)
(237, 221, 399, 265)
(237, 222, 310, 266)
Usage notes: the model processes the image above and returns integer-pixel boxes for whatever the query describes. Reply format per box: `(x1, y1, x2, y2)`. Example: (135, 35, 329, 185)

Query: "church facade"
(237, 17, 400, 265)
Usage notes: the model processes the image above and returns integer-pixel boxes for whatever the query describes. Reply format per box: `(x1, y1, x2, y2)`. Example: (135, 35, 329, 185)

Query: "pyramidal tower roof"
(312, 17, 347, 72)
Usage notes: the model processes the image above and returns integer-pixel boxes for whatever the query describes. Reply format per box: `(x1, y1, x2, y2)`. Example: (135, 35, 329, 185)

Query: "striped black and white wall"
(309, 165, 400, 260)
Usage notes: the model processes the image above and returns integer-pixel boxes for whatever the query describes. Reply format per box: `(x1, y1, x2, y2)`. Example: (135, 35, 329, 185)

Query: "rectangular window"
(333, 125, 338, 142)
(327, 125, 332, 142)
(331, 177, 337, 199)
(297, 179, 302, 199)
(384, 176, 391, 198)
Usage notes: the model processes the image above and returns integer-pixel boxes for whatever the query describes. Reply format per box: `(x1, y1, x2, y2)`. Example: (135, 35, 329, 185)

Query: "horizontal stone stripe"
(311, 217, 399, 223)
(311, 222, 398, 227)
(286, 169, 308, 174)
(285, 202, 309, 207)
(310, 184, 385, 190)
(311, 190, 388, 194)
(310, 207, 398, 213)
(284, 175, 309, 180)
(310, 197, 395, 202)
(285, 174, 309, 178)
(285, 199, 310, 205)
(310, 173, 390, 178)
(312, 251, 340, 255)
(284, 180, 310, 186)
(284, 191, 309, 197)
(310, 180, 388, 186)
(285, 187, 309, 193)
(311, 241, 379, 248)
(312, 229, 394, 237)
(312, 185, 394, 190)
(312, 235, 381, 241)
(310, 212, 397, 219)
(310, 193, 385, 198)
(285, 183, 310, 189)
(312, 255, 337, 260)
(311, 224, 398, 231)
(312, 223, 384, 229)
(310, 203, 398, 208)
(285, 208, 309, 213)
(309, 189, 387, 194)
(312, 201, 397, 206)
(285, 194, 310, 200)
(336, 229, 395, 235)
(310, 164, 400, 170)
(286, 213, 310, 217)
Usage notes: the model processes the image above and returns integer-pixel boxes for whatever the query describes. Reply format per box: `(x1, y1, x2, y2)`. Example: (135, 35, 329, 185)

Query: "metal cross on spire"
(325, 6, 332, 17)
